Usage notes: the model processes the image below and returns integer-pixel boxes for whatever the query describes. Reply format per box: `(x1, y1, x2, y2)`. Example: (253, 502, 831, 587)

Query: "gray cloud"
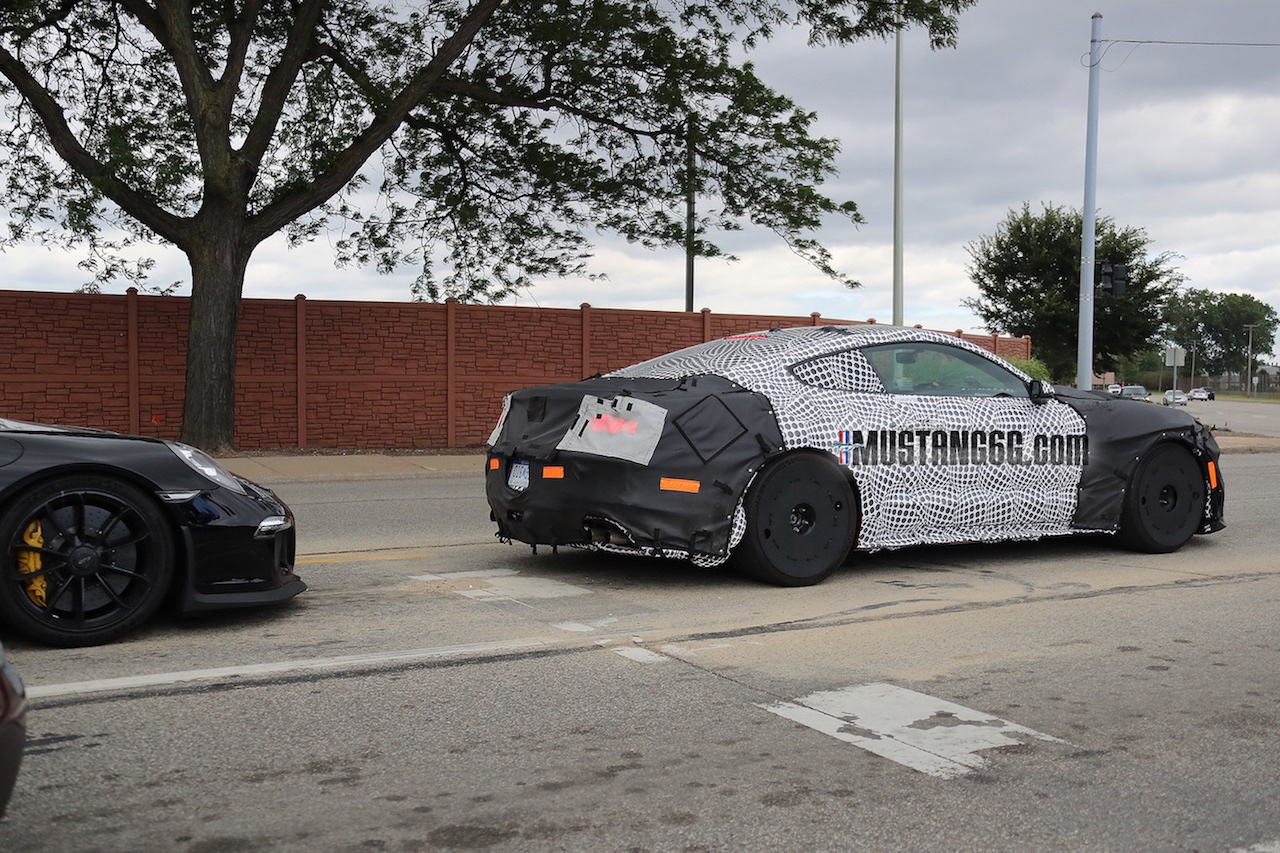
(11, 1, 1279, 356)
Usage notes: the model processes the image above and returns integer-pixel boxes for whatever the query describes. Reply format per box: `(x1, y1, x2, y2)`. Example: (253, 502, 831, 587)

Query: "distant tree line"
(965, 203, 1277, 386)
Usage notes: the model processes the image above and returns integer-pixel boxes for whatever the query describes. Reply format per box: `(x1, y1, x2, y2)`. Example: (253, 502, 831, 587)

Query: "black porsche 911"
(0, 418, 304, 646)
(486, 326, 1225, 586)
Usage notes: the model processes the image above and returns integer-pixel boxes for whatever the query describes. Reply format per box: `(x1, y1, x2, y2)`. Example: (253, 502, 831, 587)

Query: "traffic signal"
(1097, 262, 1127, 297)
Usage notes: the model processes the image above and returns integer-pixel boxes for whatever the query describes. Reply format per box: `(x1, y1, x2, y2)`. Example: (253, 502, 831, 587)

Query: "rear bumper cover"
(486, 375, 783, 560)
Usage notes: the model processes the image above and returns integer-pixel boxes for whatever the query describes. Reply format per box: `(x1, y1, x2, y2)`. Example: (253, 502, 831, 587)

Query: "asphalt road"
(2, 447, 1278, 851)
(1177, 397, 1280, 436)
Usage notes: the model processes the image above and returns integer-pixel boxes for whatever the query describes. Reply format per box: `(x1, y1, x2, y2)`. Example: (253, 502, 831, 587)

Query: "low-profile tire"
(733, 452, 857, 587)
(1117, 442, 1206, 554)
(0, 475, 175, 647)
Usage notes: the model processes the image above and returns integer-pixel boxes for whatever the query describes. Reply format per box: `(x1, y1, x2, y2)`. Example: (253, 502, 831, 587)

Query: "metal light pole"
(1245, 323, 1259, 397)
(892, 25, 904, 326)
(1076, 13, 1103, 390)
(684, 114, 696, 312)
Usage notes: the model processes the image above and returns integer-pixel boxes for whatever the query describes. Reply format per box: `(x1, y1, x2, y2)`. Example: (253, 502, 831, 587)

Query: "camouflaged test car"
(485, 326, 1225, 586)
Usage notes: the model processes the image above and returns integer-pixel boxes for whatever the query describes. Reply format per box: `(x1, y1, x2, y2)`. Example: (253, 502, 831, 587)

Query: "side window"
(788, 349, 882, 392)
(861, 343, 1029, 398)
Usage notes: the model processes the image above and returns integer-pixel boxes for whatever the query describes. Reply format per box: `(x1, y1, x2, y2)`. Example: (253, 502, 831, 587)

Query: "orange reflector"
(1208, 460, 1218, 490)
(542, 466, 565, 479)
(489, 458, 499, 470)
(659, 477, 700, 494)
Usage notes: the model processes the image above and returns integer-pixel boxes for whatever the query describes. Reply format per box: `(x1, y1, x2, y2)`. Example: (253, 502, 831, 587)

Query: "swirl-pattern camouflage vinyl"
(612, 326, 1090, 551)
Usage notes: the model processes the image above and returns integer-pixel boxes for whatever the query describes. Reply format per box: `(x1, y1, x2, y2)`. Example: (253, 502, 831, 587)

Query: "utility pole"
(1245, 323, 1259, 397)
(685, 113, 696, 313)
(1077, 13, 1103, 390)
(892, 24, 904, 326)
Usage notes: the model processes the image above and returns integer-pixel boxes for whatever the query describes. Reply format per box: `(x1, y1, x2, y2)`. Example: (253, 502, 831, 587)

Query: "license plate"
(508, 460, 530, 491)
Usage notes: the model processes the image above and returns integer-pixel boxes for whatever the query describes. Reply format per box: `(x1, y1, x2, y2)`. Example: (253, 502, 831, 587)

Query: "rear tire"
(734, 453, 857, 587)
(1117, 443, 1206, 553)
(0, 475, 175, 646)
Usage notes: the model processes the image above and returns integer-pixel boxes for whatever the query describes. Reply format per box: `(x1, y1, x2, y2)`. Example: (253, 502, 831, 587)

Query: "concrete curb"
(221, 453, 487, 484)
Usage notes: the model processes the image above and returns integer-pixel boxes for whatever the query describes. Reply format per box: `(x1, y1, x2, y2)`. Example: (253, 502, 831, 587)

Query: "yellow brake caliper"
(17, 520, 48, 607)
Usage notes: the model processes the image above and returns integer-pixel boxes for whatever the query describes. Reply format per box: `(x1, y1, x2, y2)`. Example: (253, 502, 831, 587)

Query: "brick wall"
(0, 289, 1032, 449)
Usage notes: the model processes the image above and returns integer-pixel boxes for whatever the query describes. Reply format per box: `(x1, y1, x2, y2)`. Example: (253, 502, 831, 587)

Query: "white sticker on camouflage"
(556, 394, 667, 466)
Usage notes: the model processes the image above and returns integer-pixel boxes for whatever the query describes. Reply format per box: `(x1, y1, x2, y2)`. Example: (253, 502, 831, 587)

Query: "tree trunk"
(179, 216, 251, 452)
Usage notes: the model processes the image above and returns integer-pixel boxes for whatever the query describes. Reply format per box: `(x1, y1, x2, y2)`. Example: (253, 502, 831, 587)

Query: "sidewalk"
(220, 433, 1280, 484)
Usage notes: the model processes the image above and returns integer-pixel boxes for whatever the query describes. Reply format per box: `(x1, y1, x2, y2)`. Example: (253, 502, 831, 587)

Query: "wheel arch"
(0, 464, 192, 590)
(747, 446, 865, 533)
(1116, 437, 1211, 553)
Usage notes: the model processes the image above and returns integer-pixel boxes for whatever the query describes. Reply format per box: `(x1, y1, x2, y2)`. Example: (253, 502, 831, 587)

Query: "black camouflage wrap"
(486, 375, 782, 561)
(1052, 386, 1226, 534)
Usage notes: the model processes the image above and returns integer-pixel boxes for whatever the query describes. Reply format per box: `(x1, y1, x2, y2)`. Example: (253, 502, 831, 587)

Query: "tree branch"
(248, 0, 505, 243)
(0, 43, 187, 244)
(240, 0, 324, 168)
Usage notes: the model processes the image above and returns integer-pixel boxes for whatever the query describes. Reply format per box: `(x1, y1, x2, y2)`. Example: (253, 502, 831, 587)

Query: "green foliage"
(1005, 355, 1052, 383)
(963, 203, 1183, 383)
(1, 0, 975, 301)
(0, 0, 975, 447)
(1164, 288, 1277, 375)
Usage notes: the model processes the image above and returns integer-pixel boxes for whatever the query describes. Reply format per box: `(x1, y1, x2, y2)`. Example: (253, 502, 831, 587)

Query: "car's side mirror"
(1028, 379, 1053, 403)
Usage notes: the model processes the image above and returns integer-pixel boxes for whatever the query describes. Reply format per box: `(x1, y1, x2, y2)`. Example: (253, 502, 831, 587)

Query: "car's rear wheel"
(1117, 442, 1206, 553)
(0, 475, 175, 647)
(733, 452, 857, 587)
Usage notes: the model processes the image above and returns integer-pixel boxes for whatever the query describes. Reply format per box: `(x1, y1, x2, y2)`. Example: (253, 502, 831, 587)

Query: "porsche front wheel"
(1117, 442, 1206, 553)
(734, 453, 857, 587)
(0, 475, 176, 647)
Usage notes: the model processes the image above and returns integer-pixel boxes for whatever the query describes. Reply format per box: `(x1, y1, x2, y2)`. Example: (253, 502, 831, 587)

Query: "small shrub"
(1006, 355, 1053, 383)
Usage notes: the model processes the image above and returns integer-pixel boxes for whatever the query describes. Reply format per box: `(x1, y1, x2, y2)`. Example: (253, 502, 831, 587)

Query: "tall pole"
(892, 25, 905, 326)
(1245, 323, 1258, 397)
(1077, 13, 1103, 390)
(685, 113, 696, 312)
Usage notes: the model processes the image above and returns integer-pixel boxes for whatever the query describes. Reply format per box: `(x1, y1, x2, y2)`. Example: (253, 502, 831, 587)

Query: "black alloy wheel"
(734, 452, 857, 587)
(0, 475, 175, 646)
(1117, 442, 1206, 553)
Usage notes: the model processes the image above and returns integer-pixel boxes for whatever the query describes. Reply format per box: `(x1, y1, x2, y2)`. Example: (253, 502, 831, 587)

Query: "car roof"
(612, 325, 1026, 385)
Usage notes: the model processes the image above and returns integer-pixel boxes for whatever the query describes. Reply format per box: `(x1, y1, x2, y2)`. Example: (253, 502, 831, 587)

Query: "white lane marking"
(759, 683, 1066, 779)
(27, 639, 545, 700)
(411, 569, 519, 580)
(552, 616, 620, 633)
(1233, 843, 1280, 853)
(660, 642, 743, 657)
(409, 570, 591, 602)
(613, 648, 670, 664)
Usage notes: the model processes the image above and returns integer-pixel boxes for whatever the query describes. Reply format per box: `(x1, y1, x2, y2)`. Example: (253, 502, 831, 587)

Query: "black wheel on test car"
(1117, 442, 1206, 554)
(0, 475, 175, 647)
(734, 452, 857, 587)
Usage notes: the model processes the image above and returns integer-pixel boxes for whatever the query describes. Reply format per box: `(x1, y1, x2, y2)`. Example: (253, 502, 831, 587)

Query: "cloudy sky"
(9, 0, 1280, 352)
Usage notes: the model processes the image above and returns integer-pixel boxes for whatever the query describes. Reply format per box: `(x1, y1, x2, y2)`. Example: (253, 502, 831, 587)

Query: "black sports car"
(0, 418, 304, 646)
(486, 326, 1225, 586)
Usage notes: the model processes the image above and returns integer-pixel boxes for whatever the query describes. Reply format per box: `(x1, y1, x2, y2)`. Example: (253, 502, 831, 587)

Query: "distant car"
(486, 326, 1226, 587)
(0, 642, 24, 818)
(1163, 390, 1188, 407)
(1107, 384, 1122, 395)
(1118, 385, 1151, 402)
(0, 418, 305, 646)
(1189, 387, 1215, 401)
